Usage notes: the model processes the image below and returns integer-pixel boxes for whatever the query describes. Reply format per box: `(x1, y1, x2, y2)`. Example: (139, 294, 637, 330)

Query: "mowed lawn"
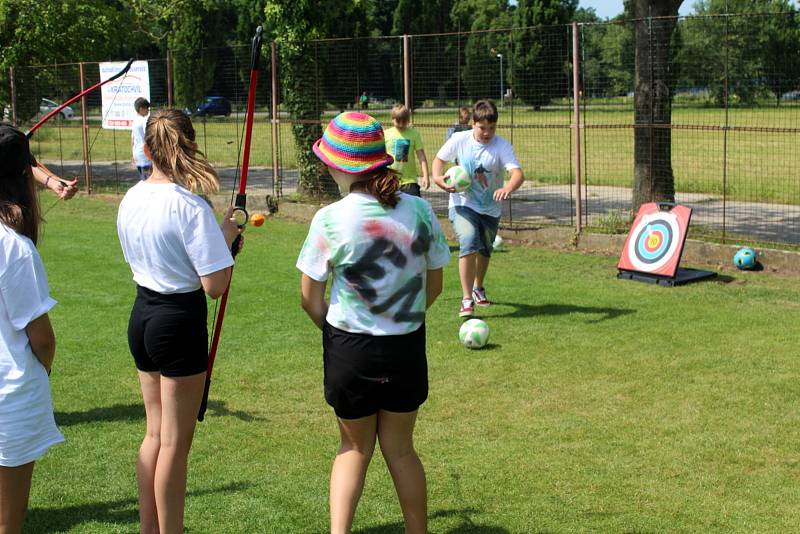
(26, 103, 800, 205)
(25, 193, 800, 533)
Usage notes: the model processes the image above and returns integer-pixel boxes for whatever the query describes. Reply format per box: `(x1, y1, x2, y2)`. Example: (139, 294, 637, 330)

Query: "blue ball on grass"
(733, 247, 758, 270)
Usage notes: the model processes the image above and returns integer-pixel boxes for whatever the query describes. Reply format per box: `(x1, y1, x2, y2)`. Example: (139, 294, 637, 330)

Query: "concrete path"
(46, 160, 800, 245)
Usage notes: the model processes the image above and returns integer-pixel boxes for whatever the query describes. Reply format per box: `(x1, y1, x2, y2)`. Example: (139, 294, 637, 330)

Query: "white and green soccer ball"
(459, 318, 490, 349)
(444, 166, 471, 192)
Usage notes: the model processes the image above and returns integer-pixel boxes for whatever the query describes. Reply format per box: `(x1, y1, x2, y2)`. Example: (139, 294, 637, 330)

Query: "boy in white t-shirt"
(131, 97, 151, 180)
(432, 99, 525, 317)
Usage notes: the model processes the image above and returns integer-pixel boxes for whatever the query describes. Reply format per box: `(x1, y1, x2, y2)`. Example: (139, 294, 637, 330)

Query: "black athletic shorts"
(399, 183, 422, 197)
(322, 322, 428, 420)
(128, 285, 208, 377)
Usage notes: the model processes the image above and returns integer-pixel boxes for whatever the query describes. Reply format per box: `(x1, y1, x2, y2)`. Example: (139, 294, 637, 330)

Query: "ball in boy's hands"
(250, 213, 266, 227)
(459, 318, 490, 349)
(444, 166, 471, 192)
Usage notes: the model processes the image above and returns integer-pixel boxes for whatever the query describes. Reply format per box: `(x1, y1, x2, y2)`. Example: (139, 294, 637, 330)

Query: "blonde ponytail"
(145, 109, 220, 194)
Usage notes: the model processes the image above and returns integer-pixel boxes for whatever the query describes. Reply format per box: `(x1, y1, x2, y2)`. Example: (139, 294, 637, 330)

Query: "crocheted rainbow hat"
(313, 112, 393, 174)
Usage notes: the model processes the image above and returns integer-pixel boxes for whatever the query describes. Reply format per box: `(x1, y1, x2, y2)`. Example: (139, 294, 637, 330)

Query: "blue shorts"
(449, 206, 500, 258)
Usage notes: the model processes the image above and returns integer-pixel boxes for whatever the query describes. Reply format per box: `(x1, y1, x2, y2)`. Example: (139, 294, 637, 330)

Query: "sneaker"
(459, 298, 474, 318)
(472, 287, 491, 307)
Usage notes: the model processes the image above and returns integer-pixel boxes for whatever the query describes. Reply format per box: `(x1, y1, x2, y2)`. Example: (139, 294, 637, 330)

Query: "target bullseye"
(618, 203, 714, 284)
(621, 207, 685, 275)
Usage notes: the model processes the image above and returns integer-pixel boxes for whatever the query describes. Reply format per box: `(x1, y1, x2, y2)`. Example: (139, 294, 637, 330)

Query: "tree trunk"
(632, 0, 683, 213)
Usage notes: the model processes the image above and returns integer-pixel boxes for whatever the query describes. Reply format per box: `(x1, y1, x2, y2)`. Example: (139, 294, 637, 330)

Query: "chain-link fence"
(7, 12, 800, 248)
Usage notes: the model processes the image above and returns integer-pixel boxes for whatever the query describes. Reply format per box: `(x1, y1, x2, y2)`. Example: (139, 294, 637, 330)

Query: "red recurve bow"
(198, 26, 264, 421)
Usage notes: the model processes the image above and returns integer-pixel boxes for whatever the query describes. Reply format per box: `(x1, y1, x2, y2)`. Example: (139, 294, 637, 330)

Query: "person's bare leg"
(137, 371, 162, 534)
(377, 410, 426, 534)
(459, 253, 477, 299)
(153, 372, 206, 534)
(474, 253, 490, 290)
(330, 415, 377, 534)
(0, 462, 34, 534)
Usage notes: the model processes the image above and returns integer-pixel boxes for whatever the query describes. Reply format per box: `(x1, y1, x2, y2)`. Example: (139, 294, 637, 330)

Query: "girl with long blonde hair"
(117, 109, 243, 534)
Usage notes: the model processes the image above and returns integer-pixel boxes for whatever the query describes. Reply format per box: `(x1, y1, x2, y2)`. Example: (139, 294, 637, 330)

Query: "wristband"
(45, 176, 51, 188)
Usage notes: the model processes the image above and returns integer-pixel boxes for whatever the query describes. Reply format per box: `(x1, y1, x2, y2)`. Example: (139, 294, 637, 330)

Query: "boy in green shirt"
(384, 104, 429, 197)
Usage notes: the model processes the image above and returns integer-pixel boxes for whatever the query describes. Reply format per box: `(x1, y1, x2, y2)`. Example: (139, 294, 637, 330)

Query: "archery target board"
(618, 203, 692, 278)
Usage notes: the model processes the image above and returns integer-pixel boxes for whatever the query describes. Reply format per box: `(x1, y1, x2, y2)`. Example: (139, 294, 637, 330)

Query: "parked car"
(190, 96, 232, 117)
(781, 90, 800, 101)
(40, 98, 75, 119)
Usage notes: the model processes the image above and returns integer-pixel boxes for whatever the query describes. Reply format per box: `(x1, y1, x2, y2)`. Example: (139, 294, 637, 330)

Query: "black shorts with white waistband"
(322, 322, 428, 420)
(128, 285, 208, 378)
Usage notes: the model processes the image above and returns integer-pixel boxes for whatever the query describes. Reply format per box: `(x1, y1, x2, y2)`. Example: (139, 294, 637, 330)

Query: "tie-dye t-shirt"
(297, 192, 451, 335)
(436, 130, 521, 218)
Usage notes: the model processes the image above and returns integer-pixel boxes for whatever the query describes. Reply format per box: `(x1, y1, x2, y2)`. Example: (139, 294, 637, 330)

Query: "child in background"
(432, 99, 524, 318)
(131, 97, 151, 181)
(298, 112, 450, 534)
(445, 105, 472, 141)
(117, 109, 242, 534)
(0, 125, 64, 533)
(384, 104, 429, 197)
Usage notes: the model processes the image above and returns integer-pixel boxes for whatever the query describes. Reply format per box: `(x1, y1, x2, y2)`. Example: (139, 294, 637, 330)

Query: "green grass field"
(25, 103, 800, 205)
(24, 193, 800, 533)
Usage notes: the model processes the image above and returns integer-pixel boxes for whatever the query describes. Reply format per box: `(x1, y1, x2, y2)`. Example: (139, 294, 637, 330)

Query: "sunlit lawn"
(23, 193, 800, 532)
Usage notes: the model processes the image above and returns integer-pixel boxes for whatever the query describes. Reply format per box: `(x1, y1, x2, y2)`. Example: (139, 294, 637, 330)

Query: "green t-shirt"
(384, 126, 425, 186)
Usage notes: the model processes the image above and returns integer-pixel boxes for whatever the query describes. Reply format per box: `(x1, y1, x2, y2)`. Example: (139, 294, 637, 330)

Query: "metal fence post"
(8, 67, 17, 127)
(78, 62, 92, 193)
(403, 34, 411, 110)
(271, 41, 281, 198)
(166, 49, 174, 108)
(572, 22, 582, 234)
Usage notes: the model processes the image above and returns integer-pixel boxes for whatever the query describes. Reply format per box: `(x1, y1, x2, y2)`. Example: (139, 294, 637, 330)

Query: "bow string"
(198, 26, 264, 422)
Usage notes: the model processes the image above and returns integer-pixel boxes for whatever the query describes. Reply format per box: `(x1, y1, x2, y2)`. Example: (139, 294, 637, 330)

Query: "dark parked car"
(190, 96, 231, 117)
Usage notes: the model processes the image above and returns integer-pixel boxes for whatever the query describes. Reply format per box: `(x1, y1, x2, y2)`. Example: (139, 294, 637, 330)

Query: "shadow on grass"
(490, 302, 635, 323)
(353, 508, 511, 533)
(463, 342, 501, 351)
(55, 399, 261, 427)
(24, 481, 250, 533)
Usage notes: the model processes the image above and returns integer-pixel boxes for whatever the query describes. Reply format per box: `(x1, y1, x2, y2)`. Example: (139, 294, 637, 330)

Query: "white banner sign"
(99, 60, 150, 130)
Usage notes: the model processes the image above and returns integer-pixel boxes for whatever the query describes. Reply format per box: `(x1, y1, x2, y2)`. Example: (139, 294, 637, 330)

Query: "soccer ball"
(444, 166, 471, 192)
(459, 318, 490, 349)
(733, 247, 758, 270)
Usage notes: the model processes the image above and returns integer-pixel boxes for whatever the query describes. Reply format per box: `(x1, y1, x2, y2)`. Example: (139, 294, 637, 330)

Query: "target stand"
(617, 202, 716, 287)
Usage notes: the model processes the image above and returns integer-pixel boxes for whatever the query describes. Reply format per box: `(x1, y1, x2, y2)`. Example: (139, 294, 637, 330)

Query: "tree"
(511, 0, 577, 109)
(393, 0, 458, 106)
(632, 0, 684, 212)
(0, 0, 134, 120)
(264, 0, 366, 197)
(131, 0, 233, 109)
(455, 0, 511, 102)
(761, 5, 800, 105)
(678, 0, 800, 105)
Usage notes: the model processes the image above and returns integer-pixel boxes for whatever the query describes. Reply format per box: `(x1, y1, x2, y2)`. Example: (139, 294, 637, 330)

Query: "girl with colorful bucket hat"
(0, 125, 64, 533)
(297, 112, 451, 533)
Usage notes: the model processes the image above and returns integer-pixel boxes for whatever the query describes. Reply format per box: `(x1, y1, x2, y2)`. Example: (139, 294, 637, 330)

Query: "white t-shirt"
(297, 193, 451, 336)
(117, 181, 234, 294)
(436, 130, 521, 218)
(0, 224, 64, 467)
(132, 113, 151, 168)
